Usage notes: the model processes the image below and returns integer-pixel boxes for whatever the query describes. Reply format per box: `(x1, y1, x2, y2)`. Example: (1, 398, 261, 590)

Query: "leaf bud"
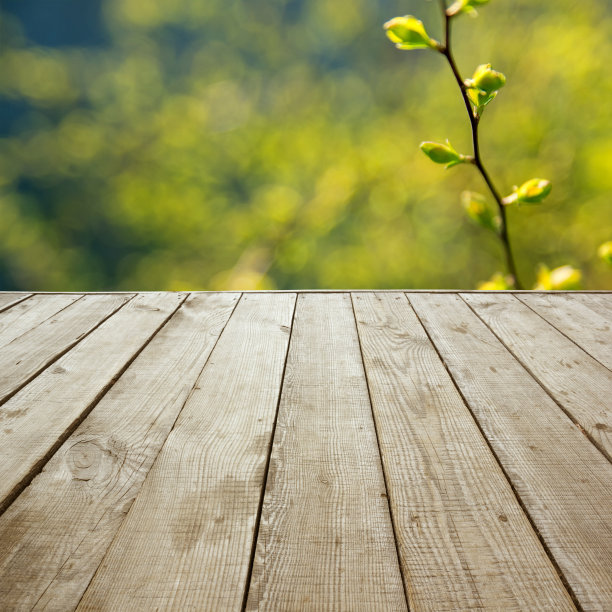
(534, 265, 582, 290)
(465, 64, 506, 112)
(598, 241, 612, 265)
(477, 272, 514, 291)
(503, 178, 552, 205)
(516, 178, 552, 204)
(447, 0, 491, 17)
(383, 16, 440, 51)
(461, 191, 501, 232)
(420, 140, 470, 168)
(467, 64, 506, 95)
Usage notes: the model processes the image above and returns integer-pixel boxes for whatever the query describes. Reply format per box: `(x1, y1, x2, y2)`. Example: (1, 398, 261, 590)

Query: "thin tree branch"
(439, 5, 523, 289)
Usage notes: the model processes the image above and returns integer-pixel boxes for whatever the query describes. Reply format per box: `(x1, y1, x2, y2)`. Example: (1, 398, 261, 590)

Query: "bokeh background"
(1, 0, 611, 290)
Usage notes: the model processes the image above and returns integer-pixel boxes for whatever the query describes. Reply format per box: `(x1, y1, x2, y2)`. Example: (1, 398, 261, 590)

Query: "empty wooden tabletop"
(0, 291, 610, 611)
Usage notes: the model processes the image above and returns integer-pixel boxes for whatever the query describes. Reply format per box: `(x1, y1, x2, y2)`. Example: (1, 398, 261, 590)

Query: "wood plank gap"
(515, 294, 612, 372)
(350, 292, 411, 611)
(0, 292, 188, 517)
(29, 291, 183, 295)
(459, 294, 612, 464)
(0, 293, 32, 313)
(77, 293, 296, 610)
(516, 295, 612, 374)
(570, 293, 612, 317)
(7, 292, 242, 611)
(0, 294, 83, 349)
(405, 293, 583, 611)
(0, 294, 135, 409)
(245, 293, 406, 610)
(72, 292, 240, 611)
(239, 293, 298, 612)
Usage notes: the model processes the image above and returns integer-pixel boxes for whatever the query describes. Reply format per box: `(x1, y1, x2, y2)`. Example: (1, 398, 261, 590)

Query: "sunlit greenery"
(387, 2, 552, 290)
(1, 0, 611, 290)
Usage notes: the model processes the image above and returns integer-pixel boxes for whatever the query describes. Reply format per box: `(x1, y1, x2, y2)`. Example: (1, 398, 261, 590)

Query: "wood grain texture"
(516, 293, 612, 370)
(0, 292, 185, 515)
(0, 294, 132, 405)
(246, 293, 407, 611)
(0, 294, 82, 349)
(0, 292, 239, 611)
(77, 293, 296, 612)
(0, 291, 610, 612)
(0, 293, 31, 312)
(352, 292, 574, 611)
(463, 293, 612, 459)
(408, 293, 612, 611)
(569, 292, 612, 318)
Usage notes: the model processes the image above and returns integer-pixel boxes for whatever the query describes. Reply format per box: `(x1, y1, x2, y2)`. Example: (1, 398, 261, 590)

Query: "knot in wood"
(66, 439, 114, 482)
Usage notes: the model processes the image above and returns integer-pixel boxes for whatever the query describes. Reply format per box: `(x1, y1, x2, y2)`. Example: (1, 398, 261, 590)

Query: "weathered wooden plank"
(0, 293, 31, 312)
(408, 293, 612, 611)
(566, 292, 612, 320)
(353, 292, 574, 611)
(0, 294, 132, 405)
(0, 294, 82, 349)
(0, 292, 186, 515)
(463, 293, 612, 459)
(0, 292, 239, 611)
(245, 293, 407, 611)
(516, 293, 612, 370)
(77, 293, 296, 611)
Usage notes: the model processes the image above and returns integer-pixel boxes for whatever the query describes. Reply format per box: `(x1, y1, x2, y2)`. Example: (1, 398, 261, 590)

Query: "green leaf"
(467, 88, 497, 112)
(461, 191, 501, 232)
(420, 140, 469, 168)
(383, 16, 440, 51)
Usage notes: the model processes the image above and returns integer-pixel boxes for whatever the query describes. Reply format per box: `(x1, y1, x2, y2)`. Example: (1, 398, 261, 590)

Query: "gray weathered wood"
(0, 294, 132, 405)
(516, 293, 612, 370)
(0, 292, 186, 515)
(408, 293, 612, 611)
(353, 292, 574, 611)
(246, 293, 407, 611)
(0, 293, 31, 312)
(570, 292, 612, 318)
(77, 293, 296, 611)
(0, 292, 239, 611)
(463, 293, 612, 459)
(0, 294, 82, 349)
(0, 291, 610, 611)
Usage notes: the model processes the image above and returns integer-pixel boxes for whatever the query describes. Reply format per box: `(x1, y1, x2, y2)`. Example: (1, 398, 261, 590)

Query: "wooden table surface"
(0, 291, 610, 611)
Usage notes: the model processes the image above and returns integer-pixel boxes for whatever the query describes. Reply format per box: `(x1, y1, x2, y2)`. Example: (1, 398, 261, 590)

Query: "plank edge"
(459, 293, 612, 465)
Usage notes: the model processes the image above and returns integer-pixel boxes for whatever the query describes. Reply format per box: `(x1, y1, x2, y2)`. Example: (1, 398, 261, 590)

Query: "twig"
(438, 0, 523, 288)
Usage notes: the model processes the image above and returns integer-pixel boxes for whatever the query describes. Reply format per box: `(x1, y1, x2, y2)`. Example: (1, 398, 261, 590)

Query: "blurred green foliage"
(0, 0, 611, 290)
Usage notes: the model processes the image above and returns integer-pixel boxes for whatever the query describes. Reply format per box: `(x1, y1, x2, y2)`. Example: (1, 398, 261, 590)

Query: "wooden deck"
(0, 291, 610, 611)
